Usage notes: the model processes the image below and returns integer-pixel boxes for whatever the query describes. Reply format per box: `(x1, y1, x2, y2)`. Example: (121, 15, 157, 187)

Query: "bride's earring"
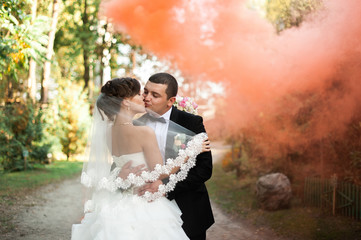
(127, 106, 130, 111)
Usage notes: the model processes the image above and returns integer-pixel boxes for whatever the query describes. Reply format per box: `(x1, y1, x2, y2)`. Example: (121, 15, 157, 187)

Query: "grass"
(206, 163, 361, 240)
(0, 160, 83, 233)
(0, 161, 83, 195)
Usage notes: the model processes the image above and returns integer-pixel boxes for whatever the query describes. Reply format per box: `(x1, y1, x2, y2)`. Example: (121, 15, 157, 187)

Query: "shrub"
(48, 80, 91, 160)
(0, 100, 51, 171)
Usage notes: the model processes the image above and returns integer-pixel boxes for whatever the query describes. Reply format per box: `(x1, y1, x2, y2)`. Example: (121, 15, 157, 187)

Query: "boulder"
(256, 173, 292, 211)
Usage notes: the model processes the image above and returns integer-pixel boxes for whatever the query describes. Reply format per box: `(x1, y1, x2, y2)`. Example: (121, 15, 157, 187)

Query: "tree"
(80, 0, 90, 89)
(264, 0, 321, 33)
(51, 80, 91, 160)
(54, 0, 143, 93)
(0, 0, 49, 103)
(54, 0, 99, 89)
(41, 0, 61, 103)
(27, 0, 38, 102)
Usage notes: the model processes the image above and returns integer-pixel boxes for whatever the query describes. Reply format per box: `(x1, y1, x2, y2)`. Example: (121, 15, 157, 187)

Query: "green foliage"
(0, 0, 49, 70)
(54, 0, 99, 82)
(0, 0, 49, 101)
(0, 0, 160, 169)
(49, 80, 91, 160)
(0, 101, 51, 171)
(54, 0, 140, 88)
(264, 0, 321, 33)
(0, 161, 83, 195)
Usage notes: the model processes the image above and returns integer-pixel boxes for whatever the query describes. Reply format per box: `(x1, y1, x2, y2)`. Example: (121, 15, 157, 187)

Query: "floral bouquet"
(173, 96, 199, 115)
(173, 133, 187, 152)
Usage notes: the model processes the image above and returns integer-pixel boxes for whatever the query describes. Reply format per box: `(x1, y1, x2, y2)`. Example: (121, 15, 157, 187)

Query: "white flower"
(173, 96, 199, 115)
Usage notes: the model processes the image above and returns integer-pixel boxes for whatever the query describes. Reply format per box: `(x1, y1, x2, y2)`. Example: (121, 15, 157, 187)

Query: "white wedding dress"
(71, 152, 189, 240)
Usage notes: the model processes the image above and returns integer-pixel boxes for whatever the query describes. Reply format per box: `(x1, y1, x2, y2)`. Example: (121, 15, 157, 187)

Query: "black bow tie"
(147, 114, 167, 123)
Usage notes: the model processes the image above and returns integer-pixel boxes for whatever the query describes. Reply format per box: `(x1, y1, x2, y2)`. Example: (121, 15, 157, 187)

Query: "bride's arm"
(141, 127, 181, 178)
(142, 127, 211, 178)
(138, 131, 211, 196)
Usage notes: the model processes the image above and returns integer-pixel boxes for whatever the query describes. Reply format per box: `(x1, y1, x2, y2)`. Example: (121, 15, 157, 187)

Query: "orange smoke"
(104, 0, 361, 147)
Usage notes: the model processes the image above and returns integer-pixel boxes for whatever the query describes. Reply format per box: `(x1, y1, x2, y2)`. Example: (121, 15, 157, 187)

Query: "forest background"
(1, 0, 360, 203)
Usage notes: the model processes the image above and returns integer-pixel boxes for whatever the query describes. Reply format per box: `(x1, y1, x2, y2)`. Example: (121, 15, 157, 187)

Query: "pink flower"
(173, 95, 199, 115)
(179, 100, 187, 108)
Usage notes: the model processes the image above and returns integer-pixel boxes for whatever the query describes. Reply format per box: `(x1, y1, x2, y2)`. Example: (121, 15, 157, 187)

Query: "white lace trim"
(81, 133, 207, 201)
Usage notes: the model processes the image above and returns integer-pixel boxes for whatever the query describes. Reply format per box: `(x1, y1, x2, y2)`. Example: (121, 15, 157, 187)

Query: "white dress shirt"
(145, 107, 172, 163)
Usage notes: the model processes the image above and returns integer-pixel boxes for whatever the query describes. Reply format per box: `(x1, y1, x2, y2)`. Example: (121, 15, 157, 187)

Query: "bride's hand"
(137, 180, 163, 198)
(202, 139, 211, 152)
(118, 161, 146, 179)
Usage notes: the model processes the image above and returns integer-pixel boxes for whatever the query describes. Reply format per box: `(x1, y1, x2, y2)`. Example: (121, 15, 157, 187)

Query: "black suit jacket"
(164, 107, 214, 237)
(135, 107, 215, 237)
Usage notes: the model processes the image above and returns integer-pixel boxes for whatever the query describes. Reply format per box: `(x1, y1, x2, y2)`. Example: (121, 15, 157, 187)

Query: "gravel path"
(3, 142, 284, 240)
(3, 178, 83, 240)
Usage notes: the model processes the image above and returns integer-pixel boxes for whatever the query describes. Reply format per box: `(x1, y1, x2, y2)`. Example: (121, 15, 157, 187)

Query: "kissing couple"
(72, 73, 215, 240)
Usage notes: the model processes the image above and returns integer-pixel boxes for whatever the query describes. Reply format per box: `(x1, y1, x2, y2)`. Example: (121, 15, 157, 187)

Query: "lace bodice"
(112, 152, 148, 169)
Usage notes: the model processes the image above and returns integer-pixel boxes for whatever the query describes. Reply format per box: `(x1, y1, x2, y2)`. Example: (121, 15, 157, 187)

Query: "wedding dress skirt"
(71, 152, 189, 240)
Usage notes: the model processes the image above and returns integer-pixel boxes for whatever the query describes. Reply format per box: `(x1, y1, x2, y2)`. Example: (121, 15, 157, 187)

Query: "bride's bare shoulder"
(135, 126, 156, 139)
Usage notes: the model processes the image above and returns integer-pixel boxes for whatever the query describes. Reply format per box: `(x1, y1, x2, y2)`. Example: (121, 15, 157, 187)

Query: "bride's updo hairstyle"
(96, 77, 140, 121)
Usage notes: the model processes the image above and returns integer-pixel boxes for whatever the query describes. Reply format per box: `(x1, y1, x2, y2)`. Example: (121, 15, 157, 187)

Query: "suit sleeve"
(167, 115, 213, 199)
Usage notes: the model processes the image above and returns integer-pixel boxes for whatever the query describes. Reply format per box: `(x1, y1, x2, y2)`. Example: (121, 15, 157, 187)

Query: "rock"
(256, 173, 292, 211)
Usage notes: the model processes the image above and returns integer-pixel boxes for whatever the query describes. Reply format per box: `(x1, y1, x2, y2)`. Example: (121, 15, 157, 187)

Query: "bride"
(71, 77, 209, 239)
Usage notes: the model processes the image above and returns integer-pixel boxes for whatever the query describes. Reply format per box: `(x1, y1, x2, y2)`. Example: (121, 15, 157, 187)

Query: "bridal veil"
(80, 94, 207, 212)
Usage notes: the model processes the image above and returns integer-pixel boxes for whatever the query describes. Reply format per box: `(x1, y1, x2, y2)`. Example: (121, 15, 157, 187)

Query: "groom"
(138, 72, 214, 240)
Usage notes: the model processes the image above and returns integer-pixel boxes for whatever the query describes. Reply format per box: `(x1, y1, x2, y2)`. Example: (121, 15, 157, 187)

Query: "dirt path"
(2, 177, 84, 240)
(3, 142, 284, 240)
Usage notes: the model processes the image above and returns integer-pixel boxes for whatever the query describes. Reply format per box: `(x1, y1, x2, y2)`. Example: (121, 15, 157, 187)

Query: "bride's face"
(129, 91, 145, 113)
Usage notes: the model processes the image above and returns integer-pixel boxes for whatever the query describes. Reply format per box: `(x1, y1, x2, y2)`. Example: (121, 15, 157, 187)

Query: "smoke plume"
(104, 0, 361, 149)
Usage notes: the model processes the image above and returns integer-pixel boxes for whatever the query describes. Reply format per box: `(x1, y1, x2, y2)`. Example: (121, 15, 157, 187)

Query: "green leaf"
(8, 14, 19, 25)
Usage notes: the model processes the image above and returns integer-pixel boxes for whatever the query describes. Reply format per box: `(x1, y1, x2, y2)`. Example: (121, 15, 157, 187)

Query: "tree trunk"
(235, 164, 242, 178)
(7, 77, 13, 102)
(82, 0, 90, 90)
(236, 144, 243, 178)
(28, 0, 37, 102)
(99, 54, 104, 87)
(131, 49, 136, 75)
(98, 22, 108, 87)
(41, 0, 61, 103)
(83, 50, 90, 90)
(28, 59, 37, 101)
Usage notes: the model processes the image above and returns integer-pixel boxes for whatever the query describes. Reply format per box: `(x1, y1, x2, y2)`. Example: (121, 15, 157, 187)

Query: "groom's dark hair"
(149, 72, 178, 99)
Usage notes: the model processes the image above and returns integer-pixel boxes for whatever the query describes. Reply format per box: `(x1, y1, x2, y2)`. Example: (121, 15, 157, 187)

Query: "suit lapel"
(169, 106, 179, 122)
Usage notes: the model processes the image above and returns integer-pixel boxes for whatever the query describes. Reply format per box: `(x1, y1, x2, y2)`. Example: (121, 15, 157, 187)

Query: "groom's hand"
(118, 161, 146, 179)
(202, 139, 211, 152)
(137, 180, 163, 196)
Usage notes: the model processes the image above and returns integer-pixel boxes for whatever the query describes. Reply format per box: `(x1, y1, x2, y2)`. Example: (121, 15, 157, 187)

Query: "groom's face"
(143, 81, 173, 115)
